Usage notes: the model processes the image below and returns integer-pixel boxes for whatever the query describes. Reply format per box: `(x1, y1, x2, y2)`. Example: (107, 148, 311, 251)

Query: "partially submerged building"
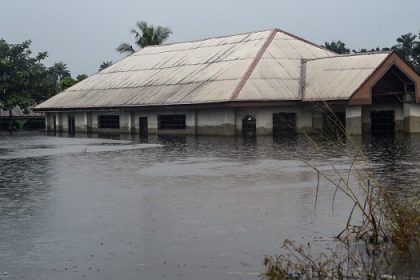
(35, 29, 420, 136)
(0, 107, 45, 130)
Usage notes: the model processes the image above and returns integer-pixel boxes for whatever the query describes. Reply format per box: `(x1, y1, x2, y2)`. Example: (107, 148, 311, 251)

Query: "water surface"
(0, 132, 419, 279)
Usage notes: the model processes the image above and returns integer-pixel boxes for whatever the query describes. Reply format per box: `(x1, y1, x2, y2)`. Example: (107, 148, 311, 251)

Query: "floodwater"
(0, 132, 419, 280)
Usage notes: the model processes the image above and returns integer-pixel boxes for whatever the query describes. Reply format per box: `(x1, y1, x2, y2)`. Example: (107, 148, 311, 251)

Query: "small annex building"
(35, 28, 420, 136)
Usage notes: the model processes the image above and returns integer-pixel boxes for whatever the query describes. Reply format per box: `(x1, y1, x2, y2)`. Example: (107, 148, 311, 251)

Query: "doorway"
(273, 113, 296, 136)
(371, 111, 395, 135)
(322, 111, 346, 139)
(53, 115, 57, 133)
(139, 117, 148, 138)
(68, 116, 75, 135)
(242, 115, 256, 137)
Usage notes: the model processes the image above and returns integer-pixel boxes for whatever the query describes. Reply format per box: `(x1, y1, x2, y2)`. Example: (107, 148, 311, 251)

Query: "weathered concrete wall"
(74, 112, 86, 132)
(58, 112, 66, 132)
(296, 106, 313, 134)
(197, 108, 235, 136)
(50, 106, 318, 136)
(311, 110, 323, 133)
(346, 106, 362, 135)
(47, 103, 418, 136)
(120, 111, 130, 132)
(45, 113, 55, 132)
(404, 103, 420, 133)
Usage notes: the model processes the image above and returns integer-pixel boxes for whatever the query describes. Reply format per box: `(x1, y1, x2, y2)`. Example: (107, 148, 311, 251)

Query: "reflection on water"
(0, 131, 419, 279)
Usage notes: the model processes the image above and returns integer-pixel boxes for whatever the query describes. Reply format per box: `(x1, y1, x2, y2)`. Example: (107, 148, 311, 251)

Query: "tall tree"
(49, 61, 71, 84)
(117, 21, 172, 55)
(99, 61, 113, 71)
(323, 40, 350, 54)
(0, 39, 55, 131)
(393, 32, 420, 72)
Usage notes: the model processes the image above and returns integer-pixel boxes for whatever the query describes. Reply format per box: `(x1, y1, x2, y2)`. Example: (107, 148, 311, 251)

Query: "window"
(98, 115, 120, 129)
(273, 113, 296, 136)
(158, 115, 186, 130)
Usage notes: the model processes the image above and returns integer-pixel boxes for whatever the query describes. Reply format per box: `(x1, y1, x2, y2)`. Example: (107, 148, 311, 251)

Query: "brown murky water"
(0, 132, 418, 279)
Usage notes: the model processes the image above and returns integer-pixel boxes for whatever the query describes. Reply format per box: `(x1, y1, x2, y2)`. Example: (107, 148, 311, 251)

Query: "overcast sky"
(1, 0, 419, 75)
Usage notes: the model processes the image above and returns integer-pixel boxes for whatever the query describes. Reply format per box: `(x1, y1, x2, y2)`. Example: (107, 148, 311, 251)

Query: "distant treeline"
(323, 31, 420, 72)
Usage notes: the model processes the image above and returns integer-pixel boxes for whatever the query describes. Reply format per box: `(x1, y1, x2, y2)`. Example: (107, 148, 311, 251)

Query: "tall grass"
(263, 104, 420, 279)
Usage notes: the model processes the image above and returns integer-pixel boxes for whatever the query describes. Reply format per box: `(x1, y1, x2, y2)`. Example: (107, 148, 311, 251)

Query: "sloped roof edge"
(349, 51, 420, 105)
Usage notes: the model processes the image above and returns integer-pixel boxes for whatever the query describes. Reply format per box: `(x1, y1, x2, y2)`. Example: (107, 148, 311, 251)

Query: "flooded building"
(35, 29, 420, 136)
(0, 107, 45, 130)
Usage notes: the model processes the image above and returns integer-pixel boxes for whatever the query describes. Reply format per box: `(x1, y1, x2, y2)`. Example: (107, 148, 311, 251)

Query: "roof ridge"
(273, 28, 337, 55)
(230, 29, 278, 101)
(299, 59, 307, 100)
(139, 28, 276, 50)
(304, 50, 392, 62)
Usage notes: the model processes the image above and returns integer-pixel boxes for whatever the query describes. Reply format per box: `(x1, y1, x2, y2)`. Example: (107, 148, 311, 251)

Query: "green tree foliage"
(59, 74, 87, 91)
(0, 39, 56, 130)
(76, 74, 88, 81)
(392, 32, 420, 72)
(323, 40, 350, 54)
(99, 61, 112, 71)
(49, 61, 71, 85)
(0, 39, 56, 129)
(117, 21, 172, 55)
(352, 47, 390, 53)
(59, 77, 77, 91)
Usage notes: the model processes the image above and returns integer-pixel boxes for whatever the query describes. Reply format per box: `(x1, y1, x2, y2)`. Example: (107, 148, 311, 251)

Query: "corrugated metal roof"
(37, 30, 271, 109)
(35, 29, 395, 110)
(236, 31, 334, 101)
(303, 53, 390, 101)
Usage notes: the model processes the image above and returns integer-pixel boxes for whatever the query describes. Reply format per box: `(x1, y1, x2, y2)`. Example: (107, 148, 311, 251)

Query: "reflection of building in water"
(35, 29, 420, 137)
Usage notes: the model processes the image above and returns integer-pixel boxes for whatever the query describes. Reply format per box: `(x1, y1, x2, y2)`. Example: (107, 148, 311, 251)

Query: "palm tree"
(393, 33, 417, 58)
(49, 62, 71, 84)
(117, 21, 172, 55)
(99, 61, 113, 71)
(393, 32, 420, 72)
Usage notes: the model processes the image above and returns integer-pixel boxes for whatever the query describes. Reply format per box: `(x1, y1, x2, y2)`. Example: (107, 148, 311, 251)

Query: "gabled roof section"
(349, 51, 420, 105)
(233, 29, 335, 101)
(36, 30, 272, 110)
(303, 52, 391, 101)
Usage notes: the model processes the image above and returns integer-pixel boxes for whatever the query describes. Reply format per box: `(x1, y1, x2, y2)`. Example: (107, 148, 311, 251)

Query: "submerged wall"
(44, 102, 420, 136)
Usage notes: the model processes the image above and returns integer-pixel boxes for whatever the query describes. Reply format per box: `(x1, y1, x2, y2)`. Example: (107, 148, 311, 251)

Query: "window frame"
(98, 115, 120, 129)
(158, 114, 186, 130)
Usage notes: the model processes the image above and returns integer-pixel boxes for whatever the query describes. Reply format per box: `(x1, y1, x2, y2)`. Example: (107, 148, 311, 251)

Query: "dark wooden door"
(53, 115, 57, 133)
(139, 117, 148, 138)
(68, 116, 75, 135)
